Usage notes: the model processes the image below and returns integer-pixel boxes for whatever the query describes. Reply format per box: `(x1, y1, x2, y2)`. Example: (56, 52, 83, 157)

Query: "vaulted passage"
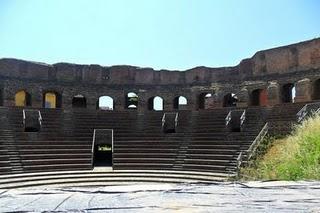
(126, 92, 138, 109)
(198, 93, 213, 109)
(72, 95, 87, 108)
(43, 92, 62, 108)
(97, 96, 114, 110)
(251, 89, 268, 106)
(173, 96, 187, 110)
(15, 90, 32, 107)
(148, 96, 163, 111)
(223, 93, 238, 107)
(313, 79, 320, 100)
(281, 83, 296, 103)
(94, 144, 112, 167)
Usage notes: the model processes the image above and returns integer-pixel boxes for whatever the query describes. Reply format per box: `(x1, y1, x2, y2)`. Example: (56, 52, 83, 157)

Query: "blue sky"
(0, 0, 319, 70)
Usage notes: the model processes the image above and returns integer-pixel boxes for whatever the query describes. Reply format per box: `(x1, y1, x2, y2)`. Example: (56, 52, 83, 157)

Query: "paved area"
(0, 181, 319, 212)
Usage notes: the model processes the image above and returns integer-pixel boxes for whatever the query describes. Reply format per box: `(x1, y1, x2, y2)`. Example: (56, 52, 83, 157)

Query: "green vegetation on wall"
(241, 114, 320, 180)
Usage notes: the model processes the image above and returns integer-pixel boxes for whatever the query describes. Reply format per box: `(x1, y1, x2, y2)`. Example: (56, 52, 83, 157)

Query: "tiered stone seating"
(266, 102, 306, 136)
(0, 102, 309, 178)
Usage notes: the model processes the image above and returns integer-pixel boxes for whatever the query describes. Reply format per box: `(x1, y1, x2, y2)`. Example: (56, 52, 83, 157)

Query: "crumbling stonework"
(0, 38, 320, 111)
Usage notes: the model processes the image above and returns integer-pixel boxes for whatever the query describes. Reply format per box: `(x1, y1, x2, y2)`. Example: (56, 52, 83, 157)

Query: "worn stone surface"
(0, 181, 319, 212)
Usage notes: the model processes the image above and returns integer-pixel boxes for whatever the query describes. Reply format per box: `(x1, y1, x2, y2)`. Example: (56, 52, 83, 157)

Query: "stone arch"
(148, 96, 163, 111)
(223, 93, 238, 107)
(15, 90, 32, 107)
(72, 94, 87, 108)
(97, 96, 114, 110)
(173, 96, 188, 110)
(198, 92, 214, 109)
(251, 89, 268, 106)
(126, 92, 138, 109)
(313, 79, 320, 100)
(43, 91, 62, 108)
(281, 83, 296, 103)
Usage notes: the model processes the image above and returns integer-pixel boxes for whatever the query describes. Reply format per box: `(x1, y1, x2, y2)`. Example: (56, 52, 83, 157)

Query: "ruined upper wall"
(0, 38, 320, 85)
(250, 38, 320, 76)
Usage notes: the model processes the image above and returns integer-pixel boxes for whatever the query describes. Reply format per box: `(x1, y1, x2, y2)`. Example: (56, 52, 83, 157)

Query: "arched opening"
(313, 79, 320, 100)
(15, 90, 31, 107)
(281, 83, 296, 103)
(126, 92, 138, 109)
(173, 96, 188, 110)
(198, 93, 213, 109)
(251, 89, 268, 106)
(43, 92, 61, 108)
(72, 94, 87, 108)
(94, 144, 112, 167)
(148, 96, 163, 111)
(223, 93, 238, 107)
(97, 96, 114, 110)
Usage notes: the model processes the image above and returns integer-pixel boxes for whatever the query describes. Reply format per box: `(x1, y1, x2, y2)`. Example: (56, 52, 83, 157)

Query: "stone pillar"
(163, 96, 173, 111)
(137, 90, 148, 113)
(267, 81, 281, 106)
(236, 88, 249, 107)
(295, 78, 311, 103)
(86, 97, 97, 110)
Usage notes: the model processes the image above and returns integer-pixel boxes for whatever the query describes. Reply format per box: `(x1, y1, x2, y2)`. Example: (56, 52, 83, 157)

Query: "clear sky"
(0, 0, 319, 70)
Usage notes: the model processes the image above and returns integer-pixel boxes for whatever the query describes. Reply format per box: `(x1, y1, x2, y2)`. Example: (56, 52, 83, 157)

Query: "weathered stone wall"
(0, 38, 320, 111)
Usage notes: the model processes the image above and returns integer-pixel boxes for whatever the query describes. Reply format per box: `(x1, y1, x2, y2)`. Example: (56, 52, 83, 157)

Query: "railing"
(225, 111, 232, 126)
(91, 129, 114, 167)
(161, 113, 166, 128)
(296, 102, 320, 123)
(162, 112, 179, 129)
(240, 110, 246, 126)
(235, 122, 269, 175)
(22, 109, 42, 126)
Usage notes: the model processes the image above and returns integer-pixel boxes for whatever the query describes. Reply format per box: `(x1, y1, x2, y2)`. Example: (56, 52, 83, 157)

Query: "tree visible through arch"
(98, 96, 114, 110)
(126, 92, 138, 109)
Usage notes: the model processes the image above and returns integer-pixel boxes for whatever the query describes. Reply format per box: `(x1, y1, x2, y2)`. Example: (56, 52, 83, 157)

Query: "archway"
(15, 90, 31, 107)
(94, 143, 112, 167)
(43, 92, 61, 108)
(72, 94, 87, 108)
(223, 93, 238, 107)
(126, 92, 138, 109)
(251, 89, 268, 106)
(281, 83, 296, 103)
(148, 96, 163, 111)
(313, 79, 320, 100)
(98, 96, 114, 110)
(198, 93, 213, 109)
(173, 96, 188, 110)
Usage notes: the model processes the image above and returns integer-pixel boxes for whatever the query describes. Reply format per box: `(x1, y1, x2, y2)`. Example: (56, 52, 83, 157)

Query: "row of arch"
(7, 79, 320, 110)
(13, 91, 188, 111)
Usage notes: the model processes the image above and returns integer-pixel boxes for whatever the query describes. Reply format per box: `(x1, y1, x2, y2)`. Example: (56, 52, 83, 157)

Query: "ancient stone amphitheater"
(0, 38, 319, 188)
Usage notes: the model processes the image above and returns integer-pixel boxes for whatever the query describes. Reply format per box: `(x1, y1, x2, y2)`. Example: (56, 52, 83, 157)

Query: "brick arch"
(42, 90, 62, 108)
(250, 88, 268, 106)
(14, 89, 32, 107)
